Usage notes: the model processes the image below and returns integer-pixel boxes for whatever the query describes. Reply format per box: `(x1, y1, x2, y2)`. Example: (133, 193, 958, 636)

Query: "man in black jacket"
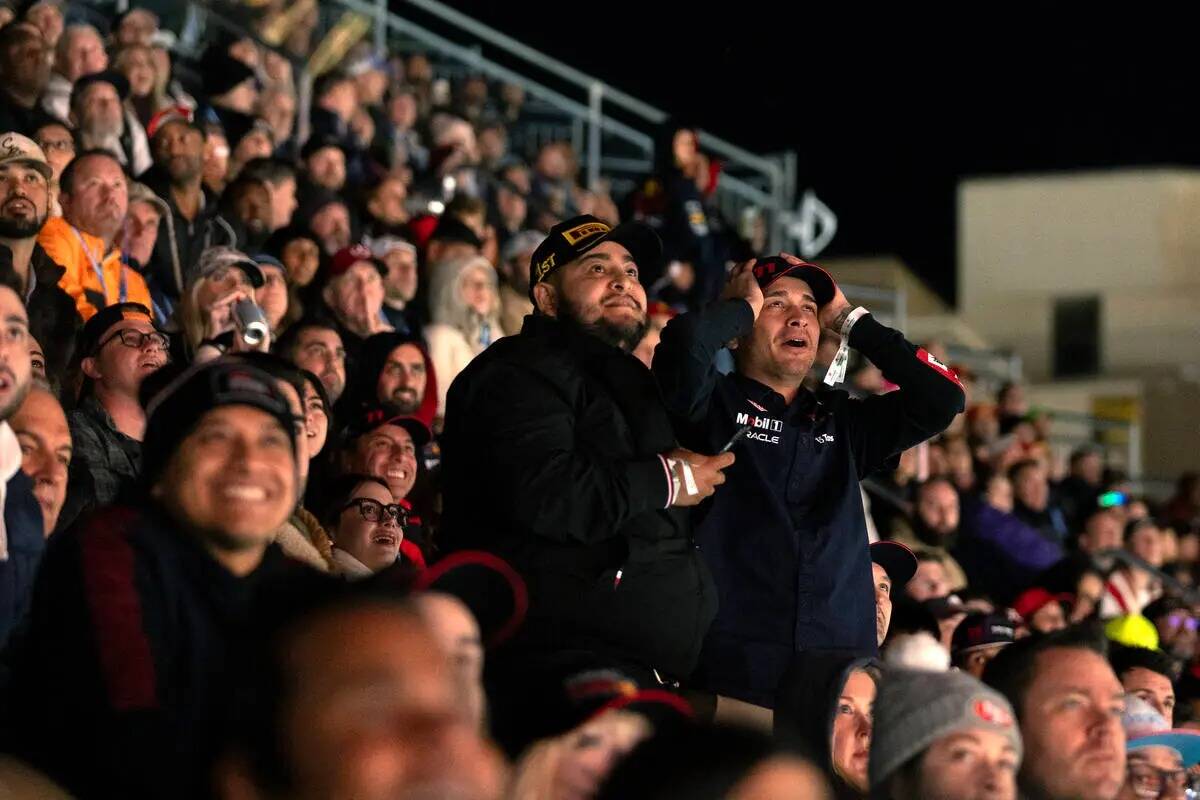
(142, 113, 236, 318)
(0, 131, 81, 382)
(653, 255, 964, 711)
(5, 359, 307, 798)
(440, 214, 734, 750)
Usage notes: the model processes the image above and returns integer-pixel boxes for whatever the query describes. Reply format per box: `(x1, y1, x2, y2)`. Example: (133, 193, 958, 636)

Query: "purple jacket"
(955, 499, 1064, 604)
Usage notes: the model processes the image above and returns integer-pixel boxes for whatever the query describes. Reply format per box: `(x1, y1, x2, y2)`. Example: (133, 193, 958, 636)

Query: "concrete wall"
(959, 169, 1200, 380)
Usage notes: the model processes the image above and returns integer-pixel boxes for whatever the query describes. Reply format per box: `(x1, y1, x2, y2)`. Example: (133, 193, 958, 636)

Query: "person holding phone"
(653, 254, 965, 715)
(440, 214, 734, 753)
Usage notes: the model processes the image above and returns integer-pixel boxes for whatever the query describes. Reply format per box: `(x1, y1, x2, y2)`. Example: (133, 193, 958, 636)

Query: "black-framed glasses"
(1127, 763, 1189, 798)
(97, 328, 170, 354)
(341, 497, 408, 526)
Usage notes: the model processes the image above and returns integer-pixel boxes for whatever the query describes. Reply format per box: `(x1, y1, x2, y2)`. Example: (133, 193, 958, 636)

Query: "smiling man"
(6, 358, 309, 798)
(653, 255, 965, 713)
(440, 214, 734, 752)
(338, 404, 429, 505)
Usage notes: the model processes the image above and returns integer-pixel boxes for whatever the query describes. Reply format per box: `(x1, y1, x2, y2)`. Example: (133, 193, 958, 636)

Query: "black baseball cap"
(429, 213, 483, 249)
(951, 612, 1017, 656)
(300, 134, 347, 162)
(71, 70, 131, 107)
(527, 214, 662, 301)
(77, 301, 156, 358)
(870, 540, 918, 588)
(751, 255, 837, 307)
(141, 359, 300, 482)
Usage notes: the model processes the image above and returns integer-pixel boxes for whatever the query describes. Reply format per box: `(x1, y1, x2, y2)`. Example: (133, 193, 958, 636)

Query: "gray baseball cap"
(870, 668, 1023, 790)
(193, 246, 264, 289)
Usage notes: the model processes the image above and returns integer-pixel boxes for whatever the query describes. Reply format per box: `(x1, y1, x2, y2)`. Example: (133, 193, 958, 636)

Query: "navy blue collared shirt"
(654, 300, 965, 707)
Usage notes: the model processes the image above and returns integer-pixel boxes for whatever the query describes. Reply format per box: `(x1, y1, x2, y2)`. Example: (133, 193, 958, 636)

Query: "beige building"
(958, 170, 1200, 481)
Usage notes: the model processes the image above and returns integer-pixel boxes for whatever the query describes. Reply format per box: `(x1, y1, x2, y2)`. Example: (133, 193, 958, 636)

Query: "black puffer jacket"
(439, 313, 717, 679)
(0, 244, 81, 383)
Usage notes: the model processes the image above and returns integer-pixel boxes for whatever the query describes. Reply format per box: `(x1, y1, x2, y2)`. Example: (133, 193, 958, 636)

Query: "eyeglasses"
(341, 497, 408, 526)
(96, 328, 170, 354)
(38, 139, 74, 153)
(1128, 764, 1189, 798)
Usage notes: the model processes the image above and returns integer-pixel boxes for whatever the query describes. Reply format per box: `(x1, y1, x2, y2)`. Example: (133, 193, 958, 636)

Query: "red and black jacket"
(3, 504, 308, 798)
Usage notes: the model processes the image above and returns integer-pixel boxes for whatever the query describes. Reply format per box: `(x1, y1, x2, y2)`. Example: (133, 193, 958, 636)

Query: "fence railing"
(335, 0, 799, 252)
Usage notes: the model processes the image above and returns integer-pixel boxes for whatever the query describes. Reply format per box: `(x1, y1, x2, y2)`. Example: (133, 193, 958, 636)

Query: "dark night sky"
(435, 4, 1200, 305)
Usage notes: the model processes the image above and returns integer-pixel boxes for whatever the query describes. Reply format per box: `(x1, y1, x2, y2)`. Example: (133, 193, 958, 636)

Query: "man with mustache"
(333, 331, 438, 432)
(440, 214, 733, 752)
(275, 319, 347, 405)
(142, 112, 236, 317)
(652, 255, 965, 715)
(67, 71, 152, 177)
(0, 131, 81, 382)
(57, 302, 168, 531)
(984, 625, 1128, 800)
(38, 150, 154, 320)
(6, 358, 307, 797)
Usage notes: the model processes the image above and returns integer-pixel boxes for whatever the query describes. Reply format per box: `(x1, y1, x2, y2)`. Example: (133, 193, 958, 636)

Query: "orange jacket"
(37, 216, 152, 321)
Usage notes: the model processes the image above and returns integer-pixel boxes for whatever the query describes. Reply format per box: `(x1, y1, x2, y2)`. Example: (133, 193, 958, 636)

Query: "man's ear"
(321, 283, 334, 308)
(532, 281, 556, 318)
(80, 355, 102, 382)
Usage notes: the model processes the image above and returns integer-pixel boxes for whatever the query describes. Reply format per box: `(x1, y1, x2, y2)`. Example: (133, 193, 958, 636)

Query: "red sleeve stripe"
(79, 512, 158, 711)
(915, 347, 963, 388)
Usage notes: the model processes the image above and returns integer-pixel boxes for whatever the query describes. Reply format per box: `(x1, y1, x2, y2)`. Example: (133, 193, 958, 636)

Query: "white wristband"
(664, 457, 699, 505)
(840, 306, 869, 338)
(680, 460, 699, 496)
(824, 307, 869, 387)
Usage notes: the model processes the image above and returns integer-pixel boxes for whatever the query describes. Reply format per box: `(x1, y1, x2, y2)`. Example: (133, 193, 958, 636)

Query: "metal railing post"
(588, 81, 603, 191)
(297, 68, 313, 148)
(373, 0, 387, 54)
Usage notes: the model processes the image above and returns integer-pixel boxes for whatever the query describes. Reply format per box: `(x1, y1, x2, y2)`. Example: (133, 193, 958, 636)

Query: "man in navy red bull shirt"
(653, 254, 965, 711)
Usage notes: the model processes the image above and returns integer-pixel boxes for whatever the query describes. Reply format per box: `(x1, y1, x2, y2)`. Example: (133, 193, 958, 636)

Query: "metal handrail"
(398, 0, 785, 180)
(336, 0, 656, 158)
(334, 0, 796, 251)
(401, 0, 669, 125)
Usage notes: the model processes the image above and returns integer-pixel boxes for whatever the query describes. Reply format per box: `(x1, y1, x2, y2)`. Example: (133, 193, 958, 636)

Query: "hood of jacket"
(775, 650, 880, 784)
(336, 330, 439, 430)
(427, 254, 502, 341)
